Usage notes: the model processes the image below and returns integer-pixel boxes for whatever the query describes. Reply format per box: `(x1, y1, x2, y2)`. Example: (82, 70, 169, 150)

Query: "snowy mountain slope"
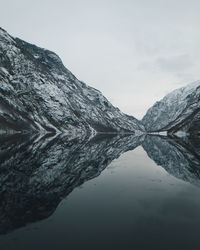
(0, 133, 144, 233)
(0, 27, 144, 135)
(142, 81, 200, 133)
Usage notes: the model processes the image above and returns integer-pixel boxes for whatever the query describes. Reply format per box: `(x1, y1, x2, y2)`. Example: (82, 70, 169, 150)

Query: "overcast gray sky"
(1, 0, 200, 119)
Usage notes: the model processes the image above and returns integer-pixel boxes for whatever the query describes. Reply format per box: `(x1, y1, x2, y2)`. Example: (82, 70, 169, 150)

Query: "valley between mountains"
(0, 27, 199, 136)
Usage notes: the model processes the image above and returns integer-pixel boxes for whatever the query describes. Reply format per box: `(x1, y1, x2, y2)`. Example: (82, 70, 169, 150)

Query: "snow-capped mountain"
(142, 81, 200, 134)
(0, 27, 144, 135)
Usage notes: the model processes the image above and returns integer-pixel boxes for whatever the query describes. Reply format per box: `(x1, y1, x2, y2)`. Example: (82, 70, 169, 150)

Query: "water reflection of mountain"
(0, 134, 144, 234)
(142, 135, 200, 186)
(1, 133, 200, 234)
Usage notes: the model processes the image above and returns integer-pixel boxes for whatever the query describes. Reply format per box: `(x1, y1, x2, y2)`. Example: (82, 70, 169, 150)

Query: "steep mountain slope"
(142, 81, 200, 133)
(0, 27, 144, 135)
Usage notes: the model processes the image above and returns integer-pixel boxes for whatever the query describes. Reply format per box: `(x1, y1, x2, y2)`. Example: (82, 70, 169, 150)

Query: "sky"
(1, 0, 200, 119)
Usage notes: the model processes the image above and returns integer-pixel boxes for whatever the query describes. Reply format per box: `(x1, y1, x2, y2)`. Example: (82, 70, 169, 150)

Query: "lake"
(0, 133, 200, 250)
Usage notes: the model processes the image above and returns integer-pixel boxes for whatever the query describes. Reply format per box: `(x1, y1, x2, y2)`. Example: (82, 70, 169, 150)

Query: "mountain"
(142, 81, 200, 134)
(0, 27, 144, 135)
(0, 133, 144, 234)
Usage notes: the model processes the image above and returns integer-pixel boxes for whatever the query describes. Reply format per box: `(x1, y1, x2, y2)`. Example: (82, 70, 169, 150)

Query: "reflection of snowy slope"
(143, 135, 200, 186)
(0, 134, 144, 234)
(142, 81, 200, 133)
(0, 27, 144, 135)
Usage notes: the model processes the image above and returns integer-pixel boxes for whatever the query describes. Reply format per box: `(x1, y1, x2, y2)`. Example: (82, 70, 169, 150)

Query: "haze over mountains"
(0, 27, 199, 136)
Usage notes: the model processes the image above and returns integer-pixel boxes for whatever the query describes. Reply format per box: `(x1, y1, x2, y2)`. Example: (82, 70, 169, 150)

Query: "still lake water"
(0, 134, 200, 250)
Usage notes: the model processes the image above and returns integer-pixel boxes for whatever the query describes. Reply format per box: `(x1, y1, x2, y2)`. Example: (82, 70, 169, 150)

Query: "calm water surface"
(0, 134, 200, 250)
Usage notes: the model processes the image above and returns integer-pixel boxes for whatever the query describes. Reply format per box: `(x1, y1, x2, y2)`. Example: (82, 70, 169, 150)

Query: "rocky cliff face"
(142, 81, 200, 134)
(0, 27, 144, 135)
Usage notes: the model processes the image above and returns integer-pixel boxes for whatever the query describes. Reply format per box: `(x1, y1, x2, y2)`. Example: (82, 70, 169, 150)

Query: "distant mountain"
(0, 27, 144, 135)
(142, 81, 200, 134)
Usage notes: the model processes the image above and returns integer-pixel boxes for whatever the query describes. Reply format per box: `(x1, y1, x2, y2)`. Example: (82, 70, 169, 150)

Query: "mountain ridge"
(0, 27, 145, 136)
(142, 80, 200, 134)
(0, 27, 199, 136)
